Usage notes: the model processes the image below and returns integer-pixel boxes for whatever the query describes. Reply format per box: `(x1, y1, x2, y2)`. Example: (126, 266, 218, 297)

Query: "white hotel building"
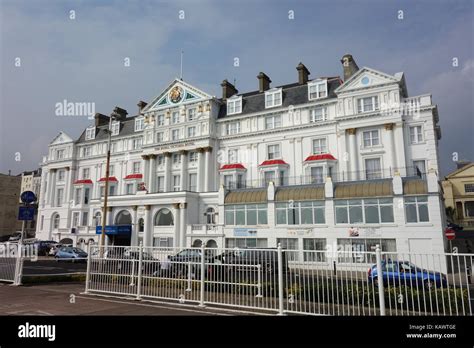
(36, 54, 447, 256)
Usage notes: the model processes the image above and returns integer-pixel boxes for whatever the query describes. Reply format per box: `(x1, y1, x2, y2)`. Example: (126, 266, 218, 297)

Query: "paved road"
(0, 282, 246, 316)
(22, 259, 87, 275)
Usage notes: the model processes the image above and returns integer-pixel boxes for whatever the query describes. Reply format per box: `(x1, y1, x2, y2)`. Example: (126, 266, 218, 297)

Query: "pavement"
(0, 282, 246, 316)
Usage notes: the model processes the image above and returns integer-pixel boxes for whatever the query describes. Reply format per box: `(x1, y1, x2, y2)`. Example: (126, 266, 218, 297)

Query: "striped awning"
(403, 179, 428, 195)
(225, 189, 267, 204)
(275, 186, 324, 201)
(334, 181, 393, 198)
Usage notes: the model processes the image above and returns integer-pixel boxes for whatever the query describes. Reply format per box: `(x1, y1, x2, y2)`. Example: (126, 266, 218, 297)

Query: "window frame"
(308, 80, 328, 100)
(357, 96, 379, 113)
(265, 89, 283, 108)
(85, 127, 96, 140)
(362, 129, 380, 148)
(267, 144, 281, 160)
(227, 96, 242, 115)
(265, 114, 282, 129)
(111, 121, 120, 136)
(134, 117, 145, 132)
(409, 125, 424, 144)
(312, 137, 328, 154)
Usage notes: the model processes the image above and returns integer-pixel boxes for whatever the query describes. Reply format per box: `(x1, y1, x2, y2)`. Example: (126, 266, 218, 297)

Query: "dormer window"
(308, 80, 328, 100)
(135, 117, 145, 131)
(111, 121, 120, 136)
(85, 127, 95, 140)
(265, 89, 282, 108)
(227, 96, 242, 115)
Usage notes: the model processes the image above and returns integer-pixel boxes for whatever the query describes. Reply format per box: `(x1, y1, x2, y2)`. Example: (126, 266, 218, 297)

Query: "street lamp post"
(100, 115, 115, 254)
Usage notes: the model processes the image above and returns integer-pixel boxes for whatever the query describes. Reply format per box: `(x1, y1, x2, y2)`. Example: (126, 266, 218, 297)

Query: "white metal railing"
(0, 243, 25, 285)
(84, 244, 473, 316)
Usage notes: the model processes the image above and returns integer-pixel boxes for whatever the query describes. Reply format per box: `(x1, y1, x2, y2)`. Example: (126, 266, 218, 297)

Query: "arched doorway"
(192, 239, 203, 247)
(206, 239, 217, 248)
(60, 238, 73, 246)
(115, 210, 132, 225)
(112, 210, 132, 246)
(154, 208, 174, 226)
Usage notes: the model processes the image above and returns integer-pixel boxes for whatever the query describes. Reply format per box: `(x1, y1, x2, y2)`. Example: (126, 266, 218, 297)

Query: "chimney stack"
(257, 72, 272, 92)
(94, 113, 109, 127)
(112, 106, 128, 121)
(341, 54, 359, 81)
(221, 79, 238, 100)
(137, 101, 148, 114)
(296, 62, 310, 85)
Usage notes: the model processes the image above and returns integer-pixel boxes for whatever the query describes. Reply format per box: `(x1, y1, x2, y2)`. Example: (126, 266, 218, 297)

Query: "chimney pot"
(137, 101, 148, 114)
(296, 62, 310, 85)
(112, 107, 128, 121)
(340, 54, 360, 81)
(221, 79, 238, 100)
(257, 72, 272, 92)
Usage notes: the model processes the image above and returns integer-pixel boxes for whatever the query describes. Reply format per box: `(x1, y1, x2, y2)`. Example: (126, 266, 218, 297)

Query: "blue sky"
(1, 0, 473, 176)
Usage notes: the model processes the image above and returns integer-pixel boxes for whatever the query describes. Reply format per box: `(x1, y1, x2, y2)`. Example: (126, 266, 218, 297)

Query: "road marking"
(76, 295, 234, 316)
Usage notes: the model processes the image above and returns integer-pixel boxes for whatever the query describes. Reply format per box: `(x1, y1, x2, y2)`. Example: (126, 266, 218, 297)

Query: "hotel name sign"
(155, 142, 196, 151)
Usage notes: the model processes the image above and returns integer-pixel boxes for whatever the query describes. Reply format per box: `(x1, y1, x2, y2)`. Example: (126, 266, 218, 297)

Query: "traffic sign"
(18, 206, 35, 221)
(20, 191, 37, 204)
(445, 227, 456, 240)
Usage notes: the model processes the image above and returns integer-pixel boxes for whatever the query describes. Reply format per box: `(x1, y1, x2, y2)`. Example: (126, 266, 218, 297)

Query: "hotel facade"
(35, 54, 448, 257)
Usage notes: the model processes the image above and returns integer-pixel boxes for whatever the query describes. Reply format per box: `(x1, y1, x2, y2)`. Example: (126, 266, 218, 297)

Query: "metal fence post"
(84, 243, 92, 294)
(13, 243, 23, 286)
(277, 243, 284, 315)
(136, 242, 143, 300)
(199, 245, 205, 307)
(375, 245, 386, 316)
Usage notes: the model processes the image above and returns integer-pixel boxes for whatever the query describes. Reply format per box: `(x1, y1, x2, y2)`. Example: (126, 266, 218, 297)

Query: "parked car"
(120, 251, 160, 275)
(161, 249, 216, 279)
(34, 240, 58, 256)
(49, 243, 72, 256)
(8, 233, 22, 242)
(208, 248, 289, 281)
(55, 247, 88, 262)
(368, 260, 447, 289)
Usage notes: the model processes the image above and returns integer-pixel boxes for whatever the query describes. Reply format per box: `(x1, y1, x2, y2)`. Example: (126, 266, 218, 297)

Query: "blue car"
(368, 260, 447, 289)
(55, 247, 88, 262)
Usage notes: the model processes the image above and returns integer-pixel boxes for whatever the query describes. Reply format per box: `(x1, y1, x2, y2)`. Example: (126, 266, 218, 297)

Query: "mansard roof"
(217, 77, 342, 119)
(75, 114, 140, 144)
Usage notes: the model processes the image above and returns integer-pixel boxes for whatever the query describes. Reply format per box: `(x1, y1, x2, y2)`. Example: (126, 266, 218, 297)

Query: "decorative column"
(172, 203, 180, 247)
(141, 155, 150, 191)
(131, 205, 138, 247)
(346, 128, 358, 181)
(385, 123, 397, 175)
(49, 169, 57, 207)
(180, 150, 188, 191)
(65, 167, 71, 205)
(179, 203, 187, 247)
(148, 154, 157, 193)
(163, 152, 172, 192)
(143, 205, 152, 247)
(196, 148, 205, 192)
(204, 147, 212, 192)
(40, 169, 48, 208)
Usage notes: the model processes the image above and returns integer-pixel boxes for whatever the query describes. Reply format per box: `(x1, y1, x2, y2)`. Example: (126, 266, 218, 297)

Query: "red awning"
(304, 154, 337, 162)
(124, 174, 143, 180)
(73, 179, 93, 185)
(220, 164, 246, 170)
(98, 176, 118, 182)
(259, 159, 288, 166)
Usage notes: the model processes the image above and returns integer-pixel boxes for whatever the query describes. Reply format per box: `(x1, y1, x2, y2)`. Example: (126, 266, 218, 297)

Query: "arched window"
(115, 210, 132, 225)
(206, 207, 216, 224)
(138, 218, 144, 232)
(53, 214, 60, 229)
(154, 208, 174, 226)
(94, 212, 102, 226)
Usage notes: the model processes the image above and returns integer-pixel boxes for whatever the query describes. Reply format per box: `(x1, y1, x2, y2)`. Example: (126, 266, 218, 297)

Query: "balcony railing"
(223, 166, 429, 190)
